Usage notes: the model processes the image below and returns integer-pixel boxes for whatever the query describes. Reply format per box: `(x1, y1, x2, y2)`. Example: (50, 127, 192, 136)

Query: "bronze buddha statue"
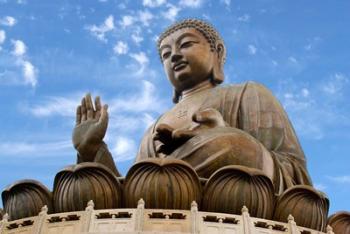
(73, 19, 311, 195)
(3, 19, 337, 232)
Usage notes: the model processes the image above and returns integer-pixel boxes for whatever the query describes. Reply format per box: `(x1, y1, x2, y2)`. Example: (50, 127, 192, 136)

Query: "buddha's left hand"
(172, 108, 227, 139)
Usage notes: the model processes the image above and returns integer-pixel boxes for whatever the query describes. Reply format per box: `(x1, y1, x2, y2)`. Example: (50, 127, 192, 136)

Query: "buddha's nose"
(171, 53, 183, 63)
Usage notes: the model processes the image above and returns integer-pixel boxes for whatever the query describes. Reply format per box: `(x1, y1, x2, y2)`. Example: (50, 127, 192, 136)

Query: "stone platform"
(0, 200, 334, 234)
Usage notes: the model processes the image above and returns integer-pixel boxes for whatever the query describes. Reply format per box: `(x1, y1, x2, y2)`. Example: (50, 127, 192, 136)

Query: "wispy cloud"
(12, 39, 26, 56)
(220, 0, 231, 6)
(138, 10, 154, 26)
(109, 80, 166, 114)
(0, 16, 17, 26)
(0, 140, 72, 157)
(179, 0, 203, 8)
(162, 4, 180, 21)
(314, 183, 327, 191)
(9, 39, 38, 87)
(23, 94, 81, 117)
(86, 15, 114, 42)
(321, 73, 349, 96)
(0, 30, 5, 44)
(248, 44, 257, 55)
(327, 175, 350, 184)
(238, 14, 250, 22)
(120, 15, 135, 28)
(142, 0, 166, 8)
(110, 136, 137, 162)
(129, 52, 149, 75)
(113, 41, 128, 55)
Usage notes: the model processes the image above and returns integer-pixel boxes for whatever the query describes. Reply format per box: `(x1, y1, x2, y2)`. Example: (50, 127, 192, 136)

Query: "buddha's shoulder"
(218, 81, 272, 95)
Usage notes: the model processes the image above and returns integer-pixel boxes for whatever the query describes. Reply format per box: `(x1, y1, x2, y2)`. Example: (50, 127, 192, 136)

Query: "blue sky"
(0, 0, 349, 215)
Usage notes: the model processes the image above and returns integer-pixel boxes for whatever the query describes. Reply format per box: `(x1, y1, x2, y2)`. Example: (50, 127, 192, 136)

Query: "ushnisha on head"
(157, 19, 226, 103)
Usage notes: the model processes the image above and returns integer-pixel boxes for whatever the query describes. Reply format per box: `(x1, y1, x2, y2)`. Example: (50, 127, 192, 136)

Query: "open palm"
(72, 94, 109, 161)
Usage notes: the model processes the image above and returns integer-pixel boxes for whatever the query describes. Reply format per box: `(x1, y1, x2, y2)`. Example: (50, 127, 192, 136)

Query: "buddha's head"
(158, 19, 226, 103)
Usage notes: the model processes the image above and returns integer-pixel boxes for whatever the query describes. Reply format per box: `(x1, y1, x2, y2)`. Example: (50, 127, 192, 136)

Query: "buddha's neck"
(181, 80, 215, 101)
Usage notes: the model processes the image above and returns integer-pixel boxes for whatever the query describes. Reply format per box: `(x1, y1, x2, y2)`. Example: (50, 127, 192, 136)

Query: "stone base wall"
(0, 200, 332, 234)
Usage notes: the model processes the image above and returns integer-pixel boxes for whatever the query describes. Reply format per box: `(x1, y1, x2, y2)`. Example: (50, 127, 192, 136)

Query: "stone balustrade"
(0, 199, 333, 234)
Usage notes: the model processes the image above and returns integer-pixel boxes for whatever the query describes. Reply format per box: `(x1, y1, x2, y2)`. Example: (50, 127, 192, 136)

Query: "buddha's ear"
(212, 42, 225, 84)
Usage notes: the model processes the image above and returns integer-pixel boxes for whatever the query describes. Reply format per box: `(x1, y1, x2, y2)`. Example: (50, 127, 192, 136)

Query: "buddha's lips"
(173, 61, 188, 71)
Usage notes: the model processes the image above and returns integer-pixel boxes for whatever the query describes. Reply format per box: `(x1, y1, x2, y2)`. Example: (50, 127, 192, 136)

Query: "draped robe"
(136, 82, 312, 194)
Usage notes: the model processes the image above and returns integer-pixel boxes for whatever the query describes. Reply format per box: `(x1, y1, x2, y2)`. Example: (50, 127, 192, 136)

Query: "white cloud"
(0, 16, 17, 27)
(113, 41, 128, 55)
(120, 15, 135, 28)
(130, 52, 149, 74)
(238, 14, 250, 22)
(12, 39, 26, 56)
(131, 33, 144, 45)
(248, 44, 257, 55)
(179, 0, 202, 8)
(0, 140, 72, 157)
(220, 0, 231, 6)
(24, 94, 81, 117)
(314, 183, 327, 191)
(0, 30, 5, 44)
(322, 73, 349, 95)
(143, 0, 166, 8)
(109, 80, 165, 114)
(87, 15, 114, 42)
(139, 10, 154, 26)
(111, 136, 137, 161)
(162, 4, 180, 21)
(22, 60, 37, 87)
(327, 175, 350, 184)
(288, 56, 298, 64)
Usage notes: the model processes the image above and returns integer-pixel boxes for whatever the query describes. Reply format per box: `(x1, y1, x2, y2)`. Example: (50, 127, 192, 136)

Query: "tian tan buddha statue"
(3, 19, 348, 233)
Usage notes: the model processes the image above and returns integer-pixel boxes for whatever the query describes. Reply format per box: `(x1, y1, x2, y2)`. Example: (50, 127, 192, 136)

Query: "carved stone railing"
(0, 199, 334, 234)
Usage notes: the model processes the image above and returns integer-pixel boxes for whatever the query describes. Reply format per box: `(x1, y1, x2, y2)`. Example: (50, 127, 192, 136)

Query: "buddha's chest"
(157, 93, 211, 130)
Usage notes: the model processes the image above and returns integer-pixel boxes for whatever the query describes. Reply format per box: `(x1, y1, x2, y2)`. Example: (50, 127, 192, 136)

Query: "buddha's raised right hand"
(72, 94, 109, 161)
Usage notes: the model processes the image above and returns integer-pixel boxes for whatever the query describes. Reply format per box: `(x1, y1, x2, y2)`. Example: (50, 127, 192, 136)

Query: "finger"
(98, 104, 109, 129)
(76, 105, 82, 125)
(81, 97, 87, 121)
(156, 123, 174, 135)
(155, 144, 165, 154)
(172, 129, 196, 141)
(95, 96, 101, 119)
(85, 93, 94, 120)
(193, 108, 225, 127)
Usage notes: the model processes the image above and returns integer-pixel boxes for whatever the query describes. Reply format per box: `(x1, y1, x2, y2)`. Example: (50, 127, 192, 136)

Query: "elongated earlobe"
(212, 43, 225, 84)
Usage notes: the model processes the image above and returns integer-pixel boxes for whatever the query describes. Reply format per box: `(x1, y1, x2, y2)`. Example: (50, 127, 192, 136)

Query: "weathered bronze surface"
(3, 19, 348, 233)
(327, 211, 350, 234)
(53, 162, 122, 213)
(273, 185, 329, 231)
(124, 158, 201, 209)
(1, 179, 53, 221)
(202, 165, 275, 219)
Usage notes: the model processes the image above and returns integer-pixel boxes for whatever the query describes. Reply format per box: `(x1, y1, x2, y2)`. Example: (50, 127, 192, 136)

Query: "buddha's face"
(159, 28, 215, 92)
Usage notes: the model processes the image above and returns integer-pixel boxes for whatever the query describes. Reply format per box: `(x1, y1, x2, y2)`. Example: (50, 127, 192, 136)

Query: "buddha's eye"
(162, 51, 171, 60)
(180, 41, 195, 49)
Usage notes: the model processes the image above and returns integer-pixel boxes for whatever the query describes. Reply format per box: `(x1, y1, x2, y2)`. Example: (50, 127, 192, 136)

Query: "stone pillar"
(190, 201, 199, 234)
(241, 206, 255, 234)
(32, 205, 48, 234)
(81, 200, 95, 233)
(288, 215, 299, 234)
(326, 225, 334, 234)
(0, 213, 9, 234)
(135, 198, 145, 232)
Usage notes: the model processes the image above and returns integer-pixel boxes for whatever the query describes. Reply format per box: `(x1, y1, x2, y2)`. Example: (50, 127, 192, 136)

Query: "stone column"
(135, 198, 145, 232)
(241, 206, 255, 234)
(81, 200, 95, 233)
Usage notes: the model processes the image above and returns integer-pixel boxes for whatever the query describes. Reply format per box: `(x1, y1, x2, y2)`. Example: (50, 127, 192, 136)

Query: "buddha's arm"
(237, 82, 312, 192)
(73, 94, 121, 177)
(76, 143, 121, 177)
